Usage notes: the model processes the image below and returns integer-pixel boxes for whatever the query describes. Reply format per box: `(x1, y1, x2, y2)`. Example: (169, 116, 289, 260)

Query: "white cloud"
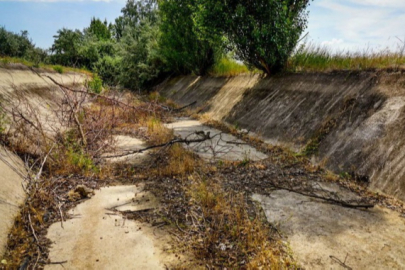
(321, 38, 344, 47)
(307, 0, 405, 51)
(347, 0, 405, 8)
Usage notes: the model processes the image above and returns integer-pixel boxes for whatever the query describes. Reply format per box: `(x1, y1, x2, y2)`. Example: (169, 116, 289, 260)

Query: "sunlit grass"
(287, 42, 405, 72)
(209, 57, 252, 76)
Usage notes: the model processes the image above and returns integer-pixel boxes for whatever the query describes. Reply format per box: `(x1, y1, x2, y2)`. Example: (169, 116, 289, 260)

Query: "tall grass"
(288, 42, 405, 72)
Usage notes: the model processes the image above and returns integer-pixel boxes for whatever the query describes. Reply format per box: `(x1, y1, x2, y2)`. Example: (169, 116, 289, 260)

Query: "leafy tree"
(0, 27, 37, 59)
(113, 0, 158, 41)
(158, 0, 222, 75)
(118, 16, 162, 90)
(50, 18, 116, 71)
(86, 17, 111, 41)
(195, 0, 311, 74)
(50, 28, 84, 67)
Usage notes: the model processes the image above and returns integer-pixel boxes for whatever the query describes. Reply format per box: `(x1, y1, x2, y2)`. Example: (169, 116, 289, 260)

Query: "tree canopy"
(1, 0, 312, 90)
(195, 0, 311, 74)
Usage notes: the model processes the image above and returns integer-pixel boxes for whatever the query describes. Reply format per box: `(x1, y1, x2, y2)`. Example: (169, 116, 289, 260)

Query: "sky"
(306, 0, 405, 52)
(0, 0, 404, 52)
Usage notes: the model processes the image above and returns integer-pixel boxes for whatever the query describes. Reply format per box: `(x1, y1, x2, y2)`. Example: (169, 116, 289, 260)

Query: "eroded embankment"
(160, 71, 405, 201)
(0, 65, 87, 257)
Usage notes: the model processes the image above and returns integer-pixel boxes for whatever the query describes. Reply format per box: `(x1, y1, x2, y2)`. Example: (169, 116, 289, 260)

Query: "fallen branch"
(28, 213, 40, 245)
(44, 260, 68, 265)
(225, 140, 249, 146)
(101, 132, 212, 159)
(273, 185, 374, 209)
(330, 255, 352, 270)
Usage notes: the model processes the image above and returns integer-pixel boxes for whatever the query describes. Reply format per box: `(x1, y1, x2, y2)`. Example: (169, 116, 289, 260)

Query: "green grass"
(52, 65, 64, 74)
(86, 73, 103, 93)
(288, 42, 405, 72)
(209, 57, 251, 76)
(0, 56, 93, 76)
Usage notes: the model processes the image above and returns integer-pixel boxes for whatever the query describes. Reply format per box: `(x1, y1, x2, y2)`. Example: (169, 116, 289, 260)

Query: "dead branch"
(43, 75, 142, 111)
(270, 185, 374, 209)
(101, 132, 213, 159)
(44, 261, 68, 265)
(330, 255, 353, 270)
(174, 101, 197, 112)
(28, 213, 40, 245)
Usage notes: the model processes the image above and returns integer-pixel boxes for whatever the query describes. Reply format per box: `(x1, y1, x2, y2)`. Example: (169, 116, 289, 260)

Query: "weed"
(141, 116, 173, 144)
(339, 171, 351, 179)
(0, 110, 8, 135)
(238, 151, 251, 167)
(87, 73, 103, 94)
(65, 147, 98, 174)
(52, 65, 64, 74)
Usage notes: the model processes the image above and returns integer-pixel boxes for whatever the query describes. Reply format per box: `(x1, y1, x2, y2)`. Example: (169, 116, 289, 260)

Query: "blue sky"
(0, 0, 404, 52)
(0, 0, 125, 49)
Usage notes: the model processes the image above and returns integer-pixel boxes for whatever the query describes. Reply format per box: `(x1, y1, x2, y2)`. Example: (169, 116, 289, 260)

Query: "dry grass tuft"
(141, 116, 173, 145)
(152, 144, 200, 177)
(185, 175, 294, 269)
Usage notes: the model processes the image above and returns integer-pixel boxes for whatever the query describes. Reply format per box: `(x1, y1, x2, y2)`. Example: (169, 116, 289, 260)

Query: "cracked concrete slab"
(253, 189, 405, 269)
(0, 147, 26, 257)
(46, 185, 177, 270)
(165, 119, 267, 161)
(103, 135, 149, 165)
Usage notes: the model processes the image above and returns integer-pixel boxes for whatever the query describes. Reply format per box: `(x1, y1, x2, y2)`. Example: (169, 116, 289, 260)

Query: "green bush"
(66, 147, 98, 173)
(93, 55, 121, 86)
(87, 74, 103, 94)
(53, 65, 64, 74)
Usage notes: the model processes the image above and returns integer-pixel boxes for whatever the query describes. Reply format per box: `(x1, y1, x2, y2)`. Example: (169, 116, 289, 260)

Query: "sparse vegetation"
(0, 56, 92, 76)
